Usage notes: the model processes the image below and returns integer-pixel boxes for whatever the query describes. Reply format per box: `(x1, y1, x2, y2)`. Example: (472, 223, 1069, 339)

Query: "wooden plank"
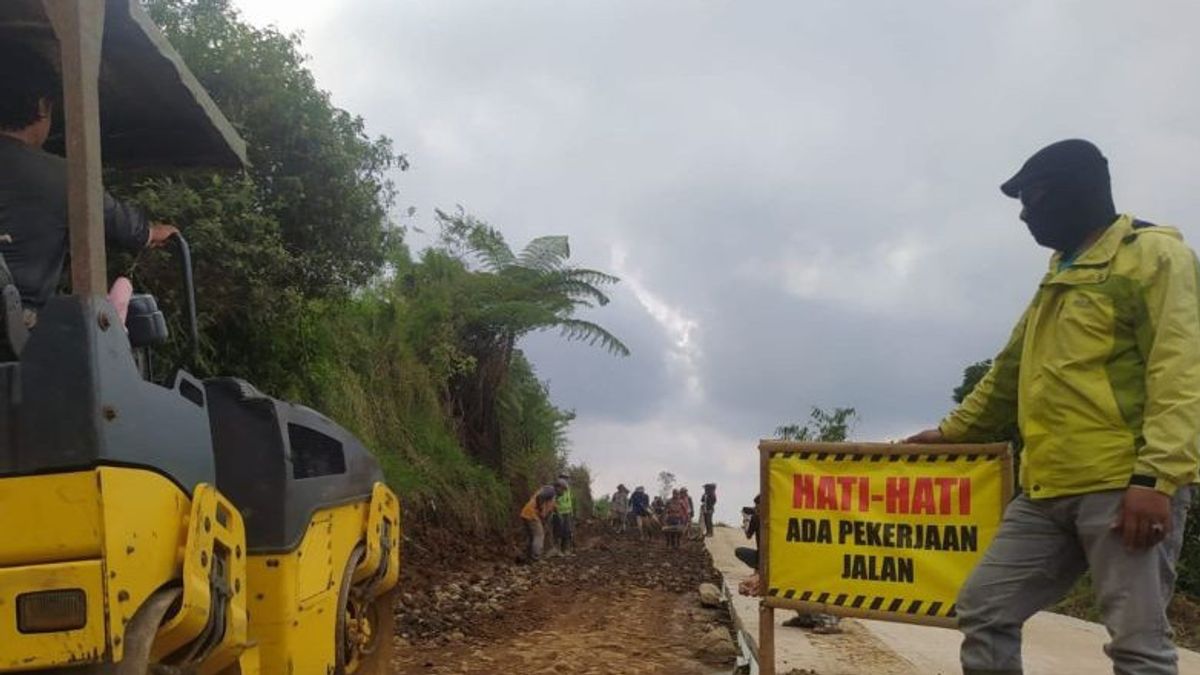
(758, 440, 1010, 458)
(758, 441, 774, 674)
(42, 0, 107, 297)
(758, 602, 775, 675)
(759, 443, 771, 588)
(1001, 444, 1015, 504)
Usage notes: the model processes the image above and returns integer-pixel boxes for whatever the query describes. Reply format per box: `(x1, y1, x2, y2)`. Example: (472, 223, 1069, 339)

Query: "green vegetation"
(952, 359, 992, 404)
(1179, 493, 1200, 597)
(111, 0, 623, 536)
(774, 406, 857, 442)
(593, 495, 612, 519)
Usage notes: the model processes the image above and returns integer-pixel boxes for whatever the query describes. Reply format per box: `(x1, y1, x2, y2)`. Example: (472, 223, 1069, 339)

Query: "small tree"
(657, 470, 677, 501)
(775, 407, 857, 443)
(953, 360, 993, 404)
(564, 464, 595, 517)
(952, 358, 1021, 448)
(593, 495, 612, 519)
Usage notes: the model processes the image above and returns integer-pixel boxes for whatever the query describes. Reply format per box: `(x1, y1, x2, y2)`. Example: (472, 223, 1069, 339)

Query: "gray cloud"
(238, 0, 1200, 522)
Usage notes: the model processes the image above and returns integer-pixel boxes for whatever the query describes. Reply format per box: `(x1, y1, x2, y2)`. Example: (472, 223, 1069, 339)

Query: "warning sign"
(759, 441, 1011, 627)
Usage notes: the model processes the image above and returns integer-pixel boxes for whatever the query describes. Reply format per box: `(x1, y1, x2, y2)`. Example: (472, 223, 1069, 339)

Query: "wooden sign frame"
(756, 441, 1012, 675)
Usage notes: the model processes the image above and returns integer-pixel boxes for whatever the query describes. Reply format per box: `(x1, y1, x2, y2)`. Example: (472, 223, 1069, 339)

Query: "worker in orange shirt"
(520, 479, 567, 562)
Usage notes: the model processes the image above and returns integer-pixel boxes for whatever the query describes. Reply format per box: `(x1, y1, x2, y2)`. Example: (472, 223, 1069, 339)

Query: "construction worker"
(701, 483, 717, 537)
(908, 139, 1200, 675)
(610, 484, 630, 533)
(664, 489, 688, 549)
(736, 495, 761, 570)
(629, 486, 651, 540)
(520, 481, 565, 563)
(0, 43, 178, 318)
(650, 494, 666, 540)
(553, 473, 575, 555)
(680, 486, 695, 537)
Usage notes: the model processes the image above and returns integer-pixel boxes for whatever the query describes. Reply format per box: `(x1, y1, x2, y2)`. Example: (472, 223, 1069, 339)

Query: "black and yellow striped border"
(766, 587, 956, 619)
(774, 451, 999, 463)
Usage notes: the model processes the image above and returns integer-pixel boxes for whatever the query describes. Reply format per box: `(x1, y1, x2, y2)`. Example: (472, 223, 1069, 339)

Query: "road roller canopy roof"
(0, 0, 247, 169)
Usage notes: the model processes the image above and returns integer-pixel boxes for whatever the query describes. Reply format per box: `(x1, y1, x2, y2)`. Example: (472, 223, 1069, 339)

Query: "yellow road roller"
(0, 1, 400, 672)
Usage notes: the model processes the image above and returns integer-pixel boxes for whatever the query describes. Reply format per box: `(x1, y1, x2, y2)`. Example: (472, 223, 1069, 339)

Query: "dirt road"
(391, 523, 737, 674)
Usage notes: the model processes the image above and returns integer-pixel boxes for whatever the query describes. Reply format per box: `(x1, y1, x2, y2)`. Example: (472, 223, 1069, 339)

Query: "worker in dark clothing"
(700, 483, 717, 537)
(0, 43, 177, 316)
(735, 496, 761, 597)
(735, 494, 839, 632)
(735, 495, 760, 569)
(629, 486, 652, 541)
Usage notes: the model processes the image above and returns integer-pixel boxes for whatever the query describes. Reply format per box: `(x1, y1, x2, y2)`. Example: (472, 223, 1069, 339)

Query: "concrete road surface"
(706, 525, 1200, 675)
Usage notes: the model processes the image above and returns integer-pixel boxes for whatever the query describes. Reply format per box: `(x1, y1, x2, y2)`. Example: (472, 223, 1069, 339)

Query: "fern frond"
(517, 236, 570, 272)
(554, 319, 631, 356)
(561, 268, 620, 287)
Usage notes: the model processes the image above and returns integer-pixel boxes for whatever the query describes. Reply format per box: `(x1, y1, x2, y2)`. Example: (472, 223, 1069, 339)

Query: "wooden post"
(759, 602, 776, 675)
(42, 0, 108, 297)
(759, 444, 775, 675)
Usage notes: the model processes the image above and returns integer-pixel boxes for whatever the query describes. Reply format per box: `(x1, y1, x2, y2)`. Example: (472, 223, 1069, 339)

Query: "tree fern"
(428, 208, 630, 471)
(517, 235, 570, 272)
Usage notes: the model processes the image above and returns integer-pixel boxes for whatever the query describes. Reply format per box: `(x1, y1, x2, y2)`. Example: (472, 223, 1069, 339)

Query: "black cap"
(1000, 139, 1108, 199)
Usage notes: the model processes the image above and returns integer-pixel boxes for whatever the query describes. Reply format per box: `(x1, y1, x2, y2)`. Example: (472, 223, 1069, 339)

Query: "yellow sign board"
(760, 441, 1011, 627)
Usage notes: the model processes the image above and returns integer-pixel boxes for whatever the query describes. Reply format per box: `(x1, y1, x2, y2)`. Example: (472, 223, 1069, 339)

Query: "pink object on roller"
(108, 277, 133, 326)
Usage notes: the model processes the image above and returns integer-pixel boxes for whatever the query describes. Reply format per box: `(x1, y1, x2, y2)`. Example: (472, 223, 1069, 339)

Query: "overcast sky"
(236, 0, 1200, 523)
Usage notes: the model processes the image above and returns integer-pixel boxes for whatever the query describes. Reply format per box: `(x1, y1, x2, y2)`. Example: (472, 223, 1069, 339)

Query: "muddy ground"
(389, 521, 738, 674)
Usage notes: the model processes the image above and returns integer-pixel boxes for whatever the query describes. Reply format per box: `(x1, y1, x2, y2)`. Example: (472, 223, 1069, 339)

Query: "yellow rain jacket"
(941, 215, 1200, 498)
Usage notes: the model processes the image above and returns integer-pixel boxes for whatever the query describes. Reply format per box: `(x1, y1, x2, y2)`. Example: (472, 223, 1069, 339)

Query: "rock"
(695, 626, 738, 660)
(698, 583, 723, 608)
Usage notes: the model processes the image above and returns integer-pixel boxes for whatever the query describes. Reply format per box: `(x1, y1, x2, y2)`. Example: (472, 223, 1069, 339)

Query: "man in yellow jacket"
(908, 139, 1199, 675)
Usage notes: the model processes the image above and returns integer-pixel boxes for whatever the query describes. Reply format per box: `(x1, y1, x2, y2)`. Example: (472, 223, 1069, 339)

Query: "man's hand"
(1112, 486, 1172, 550)
(904, 428, 946, 444)
(147, 223, 179, 248)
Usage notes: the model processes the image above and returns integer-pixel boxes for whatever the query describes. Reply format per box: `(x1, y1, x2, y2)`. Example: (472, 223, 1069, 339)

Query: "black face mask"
(1002, 139, 1118, 256)
(1021, 185, 1104, 254)
(1017, 166, 1118, 253)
